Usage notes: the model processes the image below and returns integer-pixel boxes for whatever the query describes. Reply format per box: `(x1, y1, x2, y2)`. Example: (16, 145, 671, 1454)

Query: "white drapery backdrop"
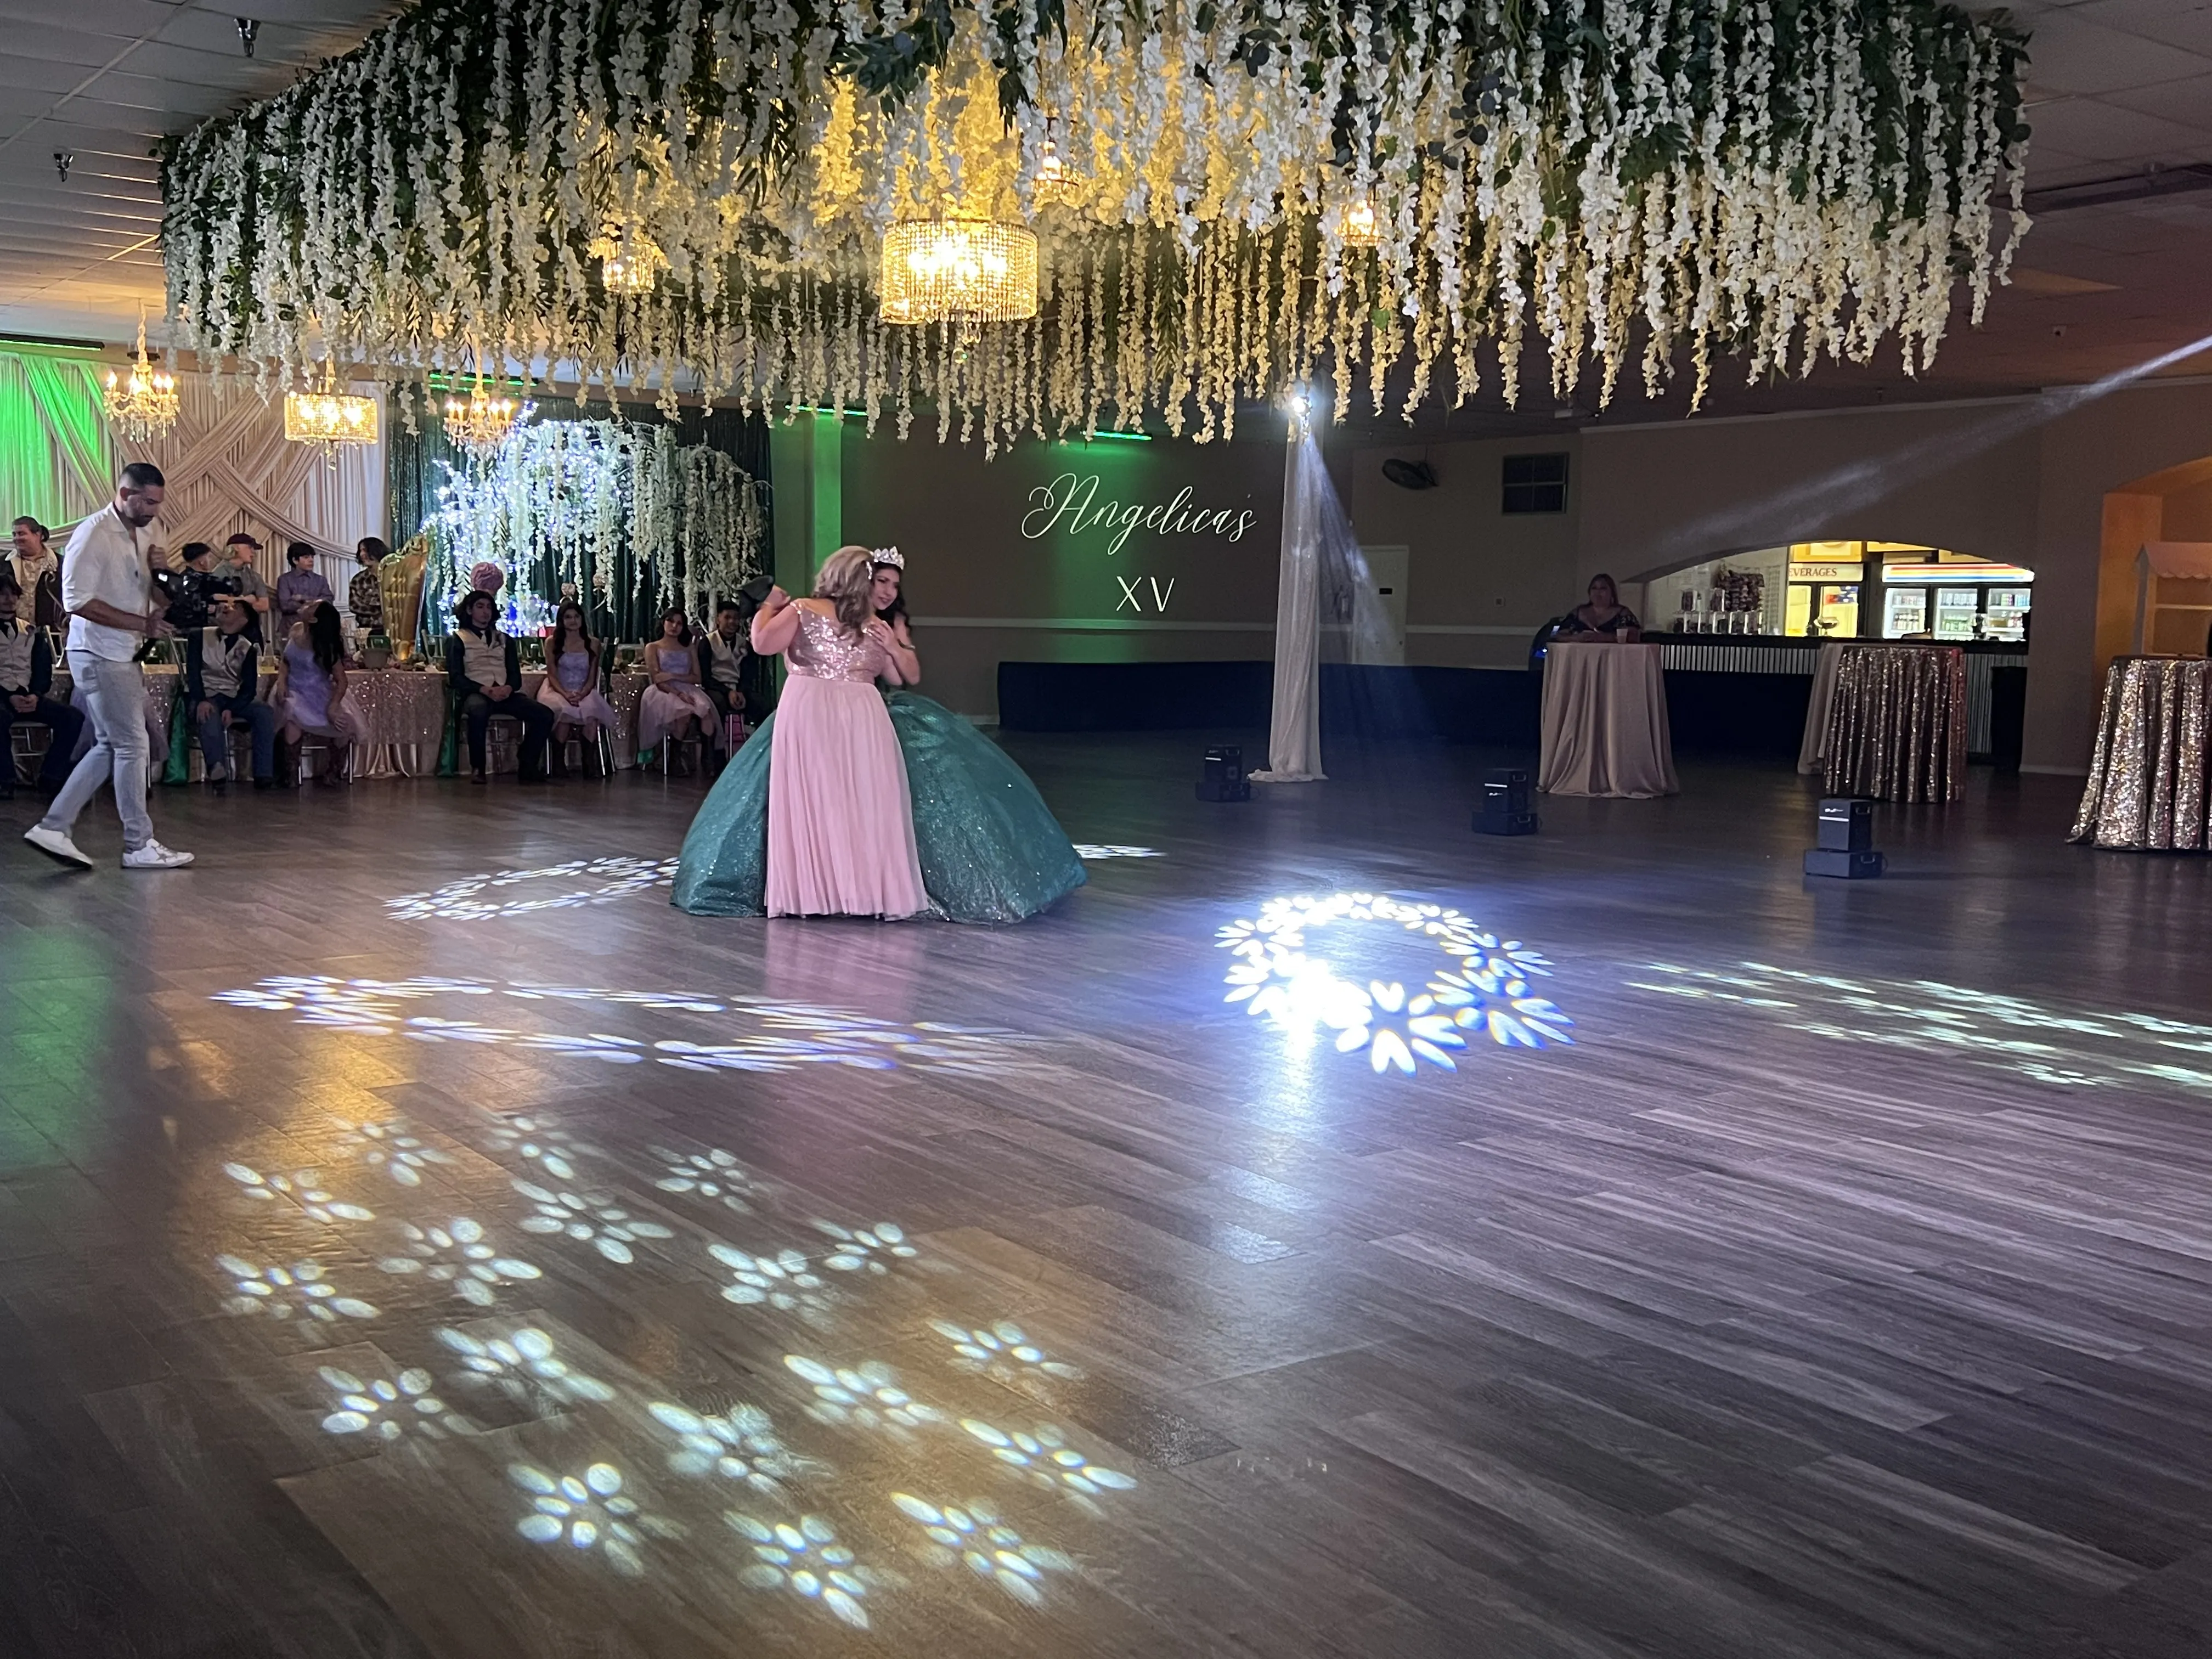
(118, 373, 386, 592)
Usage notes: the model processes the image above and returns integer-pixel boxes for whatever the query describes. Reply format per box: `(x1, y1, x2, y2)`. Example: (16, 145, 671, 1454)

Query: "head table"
(1538, 640, 1679, 798)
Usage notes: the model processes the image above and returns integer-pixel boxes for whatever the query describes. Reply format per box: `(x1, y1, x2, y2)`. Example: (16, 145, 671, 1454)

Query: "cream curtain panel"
(2, 349, 386, 588)
(118, 373, 386, 586)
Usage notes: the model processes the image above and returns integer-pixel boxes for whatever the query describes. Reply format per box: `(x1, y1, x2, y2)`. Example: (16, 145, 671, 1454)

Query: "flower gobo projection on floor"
(1218, 894, 1573, 1073)
(386, 857, 681, 922)
(214, 977, 1055, 1077)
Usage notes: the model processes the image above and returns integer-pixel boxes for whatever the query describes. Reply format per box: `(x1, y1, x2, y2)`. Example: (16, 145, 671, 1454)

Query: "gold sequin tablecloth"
(1821, 644, 1966, 803)
(2070, 656, 2212, 850)
(347, 669, 450, 778)
(346, 669, 650, 776)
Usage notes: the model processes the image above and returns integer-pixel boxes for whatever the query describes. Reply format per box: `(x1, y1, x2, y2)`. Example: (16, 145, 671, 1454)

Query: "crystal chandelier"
(878, 219, 1039, 328)
(590, 222, 666, 294)
(104, 308, 179, 442)
(443, 369, 528, 455)
(283, 363, 378, 458)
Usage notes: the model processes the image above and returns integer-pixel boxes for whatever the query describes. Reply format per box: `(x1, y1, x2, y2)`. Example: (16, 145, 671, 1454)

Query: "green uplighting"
(1056, 430, 1152, 444)
(0, 345, 119, 533)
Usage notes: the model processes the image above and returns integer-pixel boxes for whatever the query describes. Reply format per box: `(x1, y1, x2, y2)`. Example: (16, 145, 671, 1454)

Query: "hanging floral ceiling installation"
(162, 0, 2029, 448)
(430, 421, 765, 633)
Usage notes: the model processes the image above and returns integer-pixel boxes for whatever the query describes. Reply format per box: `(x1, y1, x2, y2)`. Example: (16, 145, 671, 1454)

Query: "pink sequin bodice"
(785, 606, 885, 684)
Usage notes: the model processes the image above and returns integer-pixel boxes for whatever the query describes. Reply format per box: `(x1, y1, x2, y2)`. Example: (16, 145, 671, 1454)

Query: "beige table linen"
(1539, 641, 1678, 798)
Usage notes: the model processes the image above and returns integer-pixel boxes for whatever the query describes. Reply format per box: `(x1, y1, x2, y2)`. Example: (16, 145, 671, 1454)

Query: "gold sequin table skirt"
(349, 669, 650, 776)
(346, 670, 450, 778)
(1821, 644, 1966, 804)
(2069, 656, 2212, 850)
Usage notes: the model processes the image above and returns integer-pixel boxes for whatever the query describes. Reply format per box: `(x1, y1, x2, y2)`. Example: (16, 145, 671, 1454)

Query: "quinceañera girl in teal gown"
(672, 547, 1086, 922)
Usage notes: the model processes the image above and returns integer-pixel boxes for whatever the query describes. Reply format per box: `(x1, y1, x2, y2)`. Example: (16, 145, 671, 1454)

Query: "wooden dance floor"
(4, 735, 2212, 1659)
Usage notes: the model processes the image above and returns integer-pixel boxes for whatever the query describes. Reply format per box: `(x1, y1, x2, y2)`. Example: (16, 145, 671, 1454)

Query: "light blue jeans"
(42, 652, 155, 850)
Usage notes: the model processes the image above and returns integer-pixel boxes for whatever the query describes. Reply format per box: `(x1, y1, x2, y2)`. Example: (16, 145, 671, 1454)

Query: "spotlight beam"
(1635, 329, 2212, 570)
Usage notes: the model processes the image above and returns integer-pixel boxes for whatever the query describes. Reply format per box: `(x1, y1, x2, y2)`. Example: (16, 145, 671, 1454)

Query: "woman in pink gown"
(747, 546, 928, 918)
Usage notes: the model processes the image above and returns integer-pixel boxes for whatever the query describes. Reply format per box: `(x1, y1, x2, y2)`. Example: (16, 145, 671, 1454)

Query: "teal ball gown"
(672, 691, 1087, 922)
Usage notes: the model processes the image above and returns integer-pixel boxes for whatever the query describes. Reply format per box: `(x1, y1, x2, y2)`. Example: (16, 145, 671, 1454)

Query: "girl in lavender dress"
(675, 546, 927, 918)
(637, 607, 718, 771)
(270, 600, 360, 786)
(534, 601, 617, 765)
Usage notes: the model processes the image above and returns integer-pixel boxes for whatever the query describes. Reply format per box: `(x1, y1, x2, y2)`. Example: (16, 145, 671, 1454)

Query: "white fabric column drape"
(1254, 431, 1326, 782)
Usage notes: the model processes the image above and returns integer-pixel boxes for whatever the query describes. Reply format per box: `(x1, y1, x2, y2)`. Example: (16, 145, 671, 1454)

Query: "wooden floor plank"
(4, 738, 2212, 1654)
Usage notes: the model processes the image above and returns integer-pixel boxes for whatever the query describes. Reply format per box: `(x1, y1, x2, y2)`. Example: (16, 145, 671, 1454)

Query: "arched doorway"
(2094, 454, 2212, 669)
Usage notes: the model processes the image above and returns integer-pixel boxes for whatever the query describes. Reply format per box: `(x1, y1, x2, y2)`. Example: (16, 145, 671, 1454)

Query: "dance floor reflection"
(1630, 960, 2212, 1094)
(22, 744, 2212, 1658)
(194, 1073, 1148, 1651)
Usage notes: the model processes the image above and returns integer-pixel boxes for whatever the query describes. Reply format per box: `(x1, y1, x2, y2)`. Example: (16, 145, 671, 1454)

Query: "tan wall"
(830, 423, 1286, 717)
(772, 380, 2212, 763)
(1564, 383, 2212, 771)
(1576, 401, 2044, 580)
(2028, 381, 2212, 771)
(1346, 437, 1583, 668)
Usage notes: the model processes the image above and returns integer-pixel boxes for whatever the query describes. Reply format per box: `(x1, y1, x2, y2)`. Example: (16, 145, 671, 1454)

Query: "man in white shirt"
(22, 462, 194, 870)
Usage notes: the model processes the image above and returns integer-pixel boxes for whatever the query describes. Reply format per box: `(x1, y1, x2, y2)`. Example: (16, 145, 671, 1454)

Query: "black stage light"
(1197, 745, 1250, 802)
(1474, 766, 1538, 836)
(1804, 795, 1884, 878)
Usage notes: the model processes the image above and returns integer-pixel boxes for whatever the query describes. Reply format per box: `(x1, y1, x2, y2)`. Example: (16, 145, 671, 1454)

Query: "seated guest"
(637, 607, 716, 770)
(695, 599, 749, 752)
(275, 542, 334, 639)
(535, 600, 617, 770)
(349, 538, 389, 633)
(222, 533, 273, 640)
(0, 566, 84, 796)
(444, 589, 554, 782)
(272, 601, 361, 787)
(1554, 573, 1641, 640)
(9, 517, 64, 631)
(186, 599, 276, 791)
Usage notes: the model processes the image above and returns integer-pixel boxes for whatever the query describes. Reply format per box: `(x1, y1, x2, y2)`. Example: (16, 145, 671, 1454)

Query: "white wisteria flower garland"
(427, 420, 764, 629)
(161, 0, 2029, 446)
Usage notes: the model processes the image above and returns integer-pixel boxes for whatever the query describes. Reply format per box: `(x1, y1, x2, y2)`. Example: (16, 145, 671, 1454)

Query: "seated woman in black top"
(1554, 573, 1641, 641)
(444, 590, 555, 782)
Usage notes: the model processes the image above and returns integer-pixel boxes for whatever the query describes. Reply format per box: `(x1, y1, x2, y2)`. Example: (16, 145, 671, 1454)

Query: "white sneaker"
(23, 824, 93, 867)
(122, 840, 194, 870)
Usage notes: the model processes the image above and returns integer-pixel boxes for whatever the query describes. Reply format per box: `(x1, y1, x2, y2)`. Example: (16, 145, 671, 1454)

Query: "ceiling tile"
(2099, 69, 2212, 125)
(2019, 10, 2212, 93)
(2022, 94, 2212, 161)
(1, 22, 138, 70)
(2077, 0, 2212, 53)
